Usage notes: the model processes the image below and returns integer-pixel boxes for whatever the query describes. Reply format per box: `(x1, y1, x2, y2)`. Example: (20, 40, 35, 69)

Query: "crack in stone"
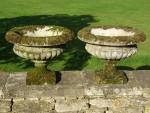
(10, 98, 13, 112)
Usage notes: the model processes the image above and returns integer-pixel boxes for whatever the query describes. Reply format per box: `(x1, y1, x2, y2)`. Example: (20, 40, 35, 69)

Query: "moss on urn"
(5, 25, 74, 85)
(78, 25, 146, 84)
(6, 25, 74, 46)
(26, 66, 56, 85)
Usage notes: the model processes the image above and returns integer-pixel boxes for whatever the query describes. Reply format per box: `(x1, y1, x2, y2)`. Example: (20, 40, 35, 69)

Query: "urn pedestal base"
(95, 60, 128, 84)
(26, 61, 56, 85)
(26, 67, 56, 85)
(13, 44, 63, 85)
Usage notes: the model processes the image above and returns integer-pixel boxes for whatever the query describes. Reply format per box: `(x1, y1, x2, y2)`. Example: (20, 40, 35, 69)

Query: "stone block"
(85, 107, 105, 113)
(12, 100, 40, 113)
(132, 70, 150, 88)
(60, 71, 88, 85)
(109, 107, 144, 113)
(56, 85, 84, 96)
(145, 106, 150, 113)
(90, 98, 148, 109)
(5, 72, 26, 98)
(25, 84, 84, 99)
(55, 99, 89, 112)
(145, 109, 150, 113)
(12, 98, 55, 113)
(103, 86, 144, 98)
(105, 111, 113, 113)
(25, 85, 49, 99)
(39, 97, 55, 112)
(65, 96, 77, 100)
(11, 111, 56, 113)
(0, 100, 11, 112)
(84, 86, 104, 97)
(0, 72, 9, 98)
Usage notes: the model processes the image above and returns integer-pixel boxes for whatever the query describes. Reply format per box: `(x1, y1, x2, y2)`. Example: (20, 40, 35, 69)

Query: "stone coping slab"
(0, 70, 149, 99)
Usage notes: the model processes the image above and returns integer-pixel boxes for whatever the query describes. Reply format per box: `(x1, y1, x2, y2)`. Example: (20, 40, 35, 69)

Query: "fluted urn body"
(6, 25, 74, 85)
(78, 26, 146, 84)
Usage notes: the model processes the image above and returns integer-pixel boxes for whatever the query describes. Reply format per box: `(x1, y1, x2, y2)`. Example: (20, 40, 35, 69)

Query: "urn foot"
(95, 60, 128, 84)
(26, 62, 56, 85)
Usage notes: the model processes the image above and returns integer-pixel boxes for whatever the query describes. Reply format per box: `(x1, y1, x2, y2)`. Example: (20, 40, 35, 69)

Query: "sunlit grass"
(0, 0, 150, 71)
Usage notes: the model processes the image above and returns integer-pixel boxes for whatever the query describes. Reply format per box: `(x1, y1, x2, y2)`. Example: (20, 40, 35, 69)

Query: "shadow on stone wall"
(0, 14, 96, 71)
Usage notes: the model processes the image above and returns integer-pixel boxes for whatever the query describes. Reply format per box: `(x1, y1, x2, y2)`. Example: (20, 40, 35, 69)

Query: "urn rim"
(78, 25, 146, 46)
(5, 25, 74, 47)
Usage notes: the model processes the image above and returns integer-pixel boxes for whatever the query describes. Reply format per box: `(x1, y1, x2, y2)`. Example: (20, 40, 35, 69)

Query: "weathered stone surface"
(0, 71, 149, 113)
(143, 88, 150, 98)
(3, 71, 150, 98)
(12, 98, 55, 113)
(90, 98, 149, 108)
(145, 101, 150, 113)
(56, 85, 84, 96)
(60, 71, 89, 85)
(102, 86, 144, 98)
(84, 71, 146, 98)
(0, 100, 11, 112)
(54, 96, 65, 100)
(53, 112, 79, 113)
(65, 96, 77, 100)
(11, 111, 56, 113)
(85, 107, 105, 113)
(5, 72, 26, 98)
(12, 100, 40, 113)
(55, 99, 89, 112)
(132, 70, 150, 88)
(145, 106, 150, 113)
(105, 111, 113, 113)
(84, 86, 104, 97)
(39, 97, 55, 112)
(109, 106, 144, 113)
(0, 72, 9, 98)
(25, 85, 51, 99)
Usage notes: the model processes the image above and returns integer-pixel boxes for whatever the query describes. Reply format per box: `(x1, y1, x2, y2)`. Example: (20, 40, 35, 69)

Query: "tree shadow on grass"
(62, 38, 91, 70)
(136, 65, 150, 70)
(0, 14, 96, 71)
(117, 66, 135, 71)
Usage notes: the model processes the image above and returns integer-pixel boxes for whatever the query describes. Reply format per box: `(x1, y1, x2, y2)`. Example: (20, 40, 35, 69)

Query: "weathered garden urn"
(78, 26, 146, 84)
(5, 25, 74, 85)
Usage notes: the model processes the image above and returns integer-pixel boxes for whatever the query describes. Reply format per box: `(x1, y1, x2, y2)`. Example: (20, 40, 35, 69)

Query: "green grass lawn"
(0, 0, 150, 72)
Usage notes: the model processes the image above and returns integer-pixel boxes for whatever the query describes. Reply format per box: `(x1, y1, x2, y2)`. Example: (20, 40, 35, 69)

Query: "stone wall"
(0, 70, 150, 113)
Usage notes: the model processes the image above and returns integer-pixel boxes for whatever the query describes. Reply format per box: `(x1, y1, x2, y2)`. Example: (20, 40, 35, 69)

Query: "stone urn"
(5, 25, 74, 85)
(78, 26, 146, 84)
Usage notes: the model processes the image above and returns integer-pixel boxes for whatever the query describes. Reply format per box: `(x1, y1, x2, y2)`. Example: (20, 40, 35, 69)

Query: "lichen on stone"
(95, 60, 128, 84)
(26, 66, 56, 85)
(5, 25, 74, 46)
(78, 25, 146, 46)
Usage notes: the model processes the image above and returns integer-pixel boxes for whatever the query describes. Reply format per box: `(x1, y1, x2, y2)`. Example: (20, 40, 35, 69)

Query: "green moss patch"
(95, 60, 128, 84)
(26, 66, 56, 85)
(95, 70, 128, 84)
